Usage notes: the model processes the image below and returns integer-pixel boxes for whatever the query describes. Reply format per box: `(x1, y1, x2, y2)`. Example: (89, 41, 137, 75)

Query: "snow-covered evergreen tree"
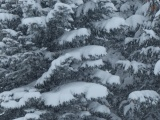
(0, 0, 160, 120)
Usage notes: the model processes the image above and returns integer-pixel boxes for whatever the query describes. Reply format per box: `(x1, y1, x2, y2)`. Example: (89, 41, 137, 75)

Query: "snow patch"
(138, 29, 159, 45)
(76, 1, 97, 17)
(58, 28, 91, 45)
(42, 82, 108, 106)
(136, 2, 150, 16)
(36, 45, 107, 85)
(0, 42, 6, 48)
(141, 46, 160, 56)
(128, 90, 160, 103)
(2, 29, 18, 37)
(116, 60, 146, 74)
(0, 13, 19, 21)
(13, 110, 46, 120)
(46, 2, 73, 22)
(94, 17, 128, 32)
(89, 102, 110, 114)
(0, 9, 8, 13)
(78, 111, 91, 118)
(125, 37, 136, 44)
(0, 81, 40, 109)
(120, 3, 130, 12)
(155, 9, 160, 17)
(22, 16, 46, 26)
(92, 69, 120, 85)
(102, 2, 117, 11)
(154, 60, 160, 75)
(126, 15, 146, 30)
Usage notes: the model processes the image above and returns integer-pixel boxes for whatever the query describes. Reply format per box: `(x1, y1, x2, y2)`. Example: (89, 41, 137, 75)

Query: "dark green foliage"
(0, 0, 160, 120)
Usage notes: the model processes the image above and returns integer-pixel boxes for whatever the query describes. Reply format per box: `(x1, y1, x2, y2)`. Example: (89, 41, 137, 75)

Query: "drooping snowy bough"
(0, 82, 40, 109)
(58, 28, 91, 45)
(120, 90, 160, 115)
(42, 82, 108, 106)
(36, 45, 107, 86)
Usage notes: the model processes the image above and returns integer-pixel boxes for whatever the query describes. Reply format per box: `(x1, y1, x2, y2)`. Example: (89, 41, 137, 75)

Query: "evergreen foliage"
(0, 0, 160, 120)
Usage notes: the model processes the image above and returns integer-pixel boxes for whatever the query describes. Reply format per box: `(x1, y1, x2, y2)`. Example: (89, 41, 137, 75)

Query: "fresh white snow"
(138, 29, 159, 45)
(0, 9, 8, 13)
(36, 45, 107, 85)
(42, 82, 108, 106)
(120, 3, 131, 12)
(94, 17, 128, 32)
(0, 13, 19, 21)
(102, 2, 117, 11)
(154, 60, 160, 75)
(76, 1, 97, 17)
(155, 9, 160, 17)
(128, 90, 160, 103)
(89, 102, 110, 114)
(13, 110, 46, 120)
(135, 2, 150, 16)
(92, 69, 120, 85)
(46, 2, 74, 22)
(58, 28, 91, 44)
(78, 111, 91, 118)
(21, 16, 46, 27)
(126, 15, 146, 30)
(0, 81, 41, 109)
(0, 42, 6, 48)
(2, 29, 19, 37)
(140, 46, 160, 56)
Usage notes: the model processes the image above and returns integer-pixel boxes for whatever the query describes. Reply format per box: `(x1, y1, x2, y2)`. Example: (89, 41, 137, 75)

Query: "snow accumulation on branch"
(76, 1, 97, 17)
(0, 9, 8, 13)
(138, 29, 160, 45)
(116, 60, 147, 74)
(155, 9, 160, 17)
(135, 2, 150, 16)
(20, 2, 74, 26)
(21, 16, 46, 27)
(128, 90, 160, 104)
(126, 15, 146, 30)
(93, 17, 128, 32)
(0, 81, 108, 109)
(0, 81, 41, 109)
(2, 29, 19, 37)
(125, 29, 159, 45)
(0, 13, 19, 21)
(89, 101, 110, 114)
(92, 69, 120, 85)
(140, 46, 160, 56)
(54, 2, 74, 13)
(120, 2, 131, 12)
(154, 60, 160, 75)
(36, 45, 107, 85)
(42, 82, 108, 106)
(46, 2, 74, 22)
(58, 28, 91, 45)
(102, 2, 117, 11)
(76, 0, 116, 17)
(13, 110, 46, 120)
